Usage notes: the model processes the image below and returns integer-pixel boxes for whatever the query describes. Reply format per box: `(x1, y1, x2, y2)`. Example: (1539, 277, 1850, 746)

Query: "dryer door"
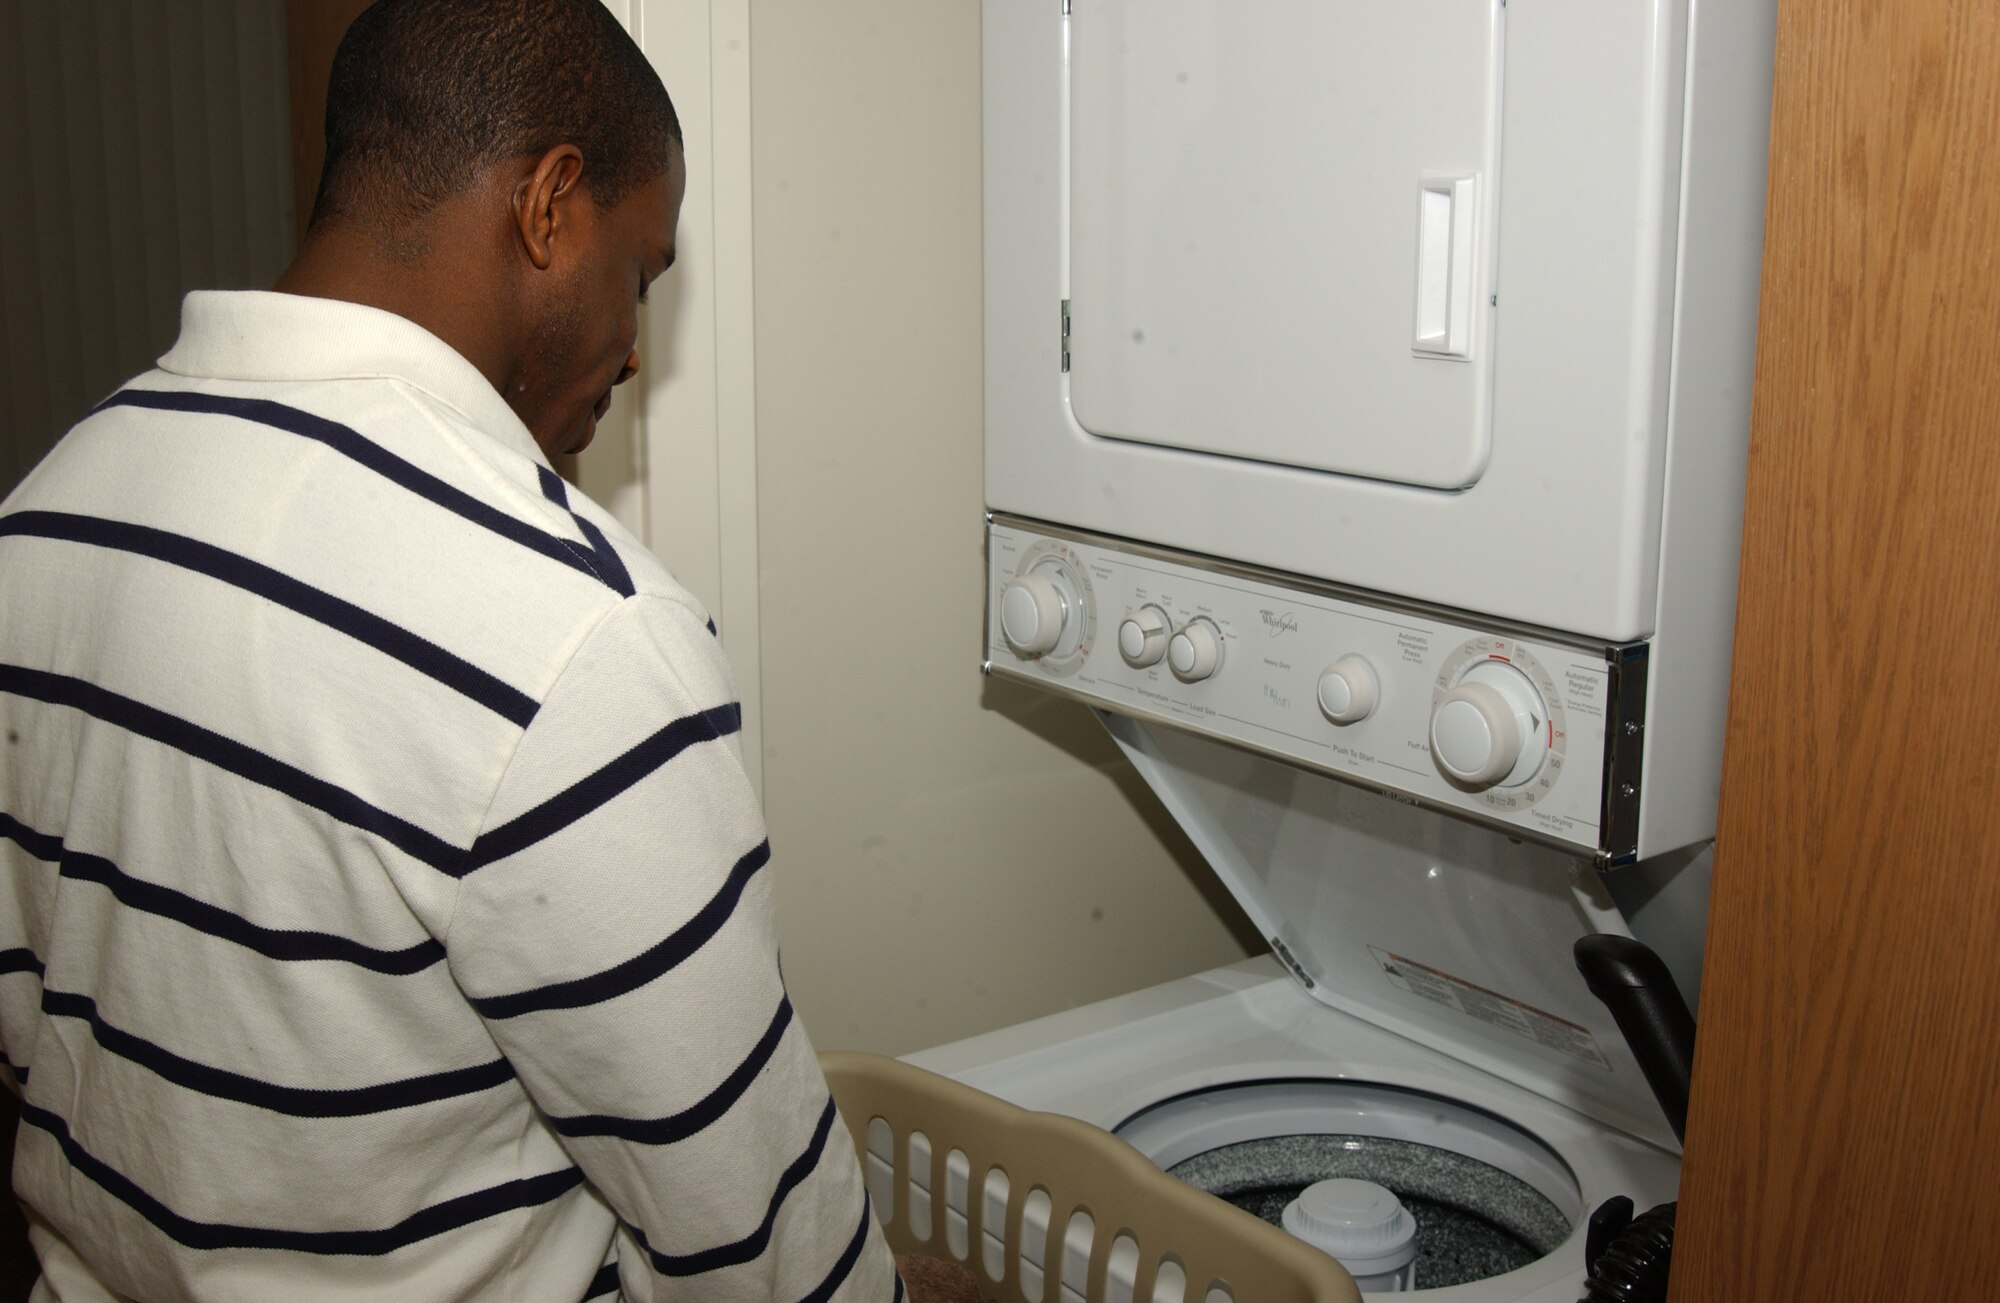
(1068, 0, 1503, 488)
(983, 0, 1740, 642)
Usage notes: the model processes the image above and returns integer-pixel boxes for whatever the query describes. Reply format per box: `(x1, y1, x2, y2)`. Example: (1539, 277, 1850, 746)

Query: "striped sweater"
(0, 291, 901, 1303)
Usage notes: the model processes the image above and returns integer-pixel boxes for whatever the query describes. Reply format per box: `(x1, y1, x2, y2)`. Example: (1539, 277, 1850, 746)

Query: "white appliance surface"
(1067, 0, 1504, 488)
(984, 518, 1641, 861)
(988, 0, 1778, 642)
(909, 959, 1680, 1303)
(985, 0, 1779, 859)
(951, 1, 1777, 1296)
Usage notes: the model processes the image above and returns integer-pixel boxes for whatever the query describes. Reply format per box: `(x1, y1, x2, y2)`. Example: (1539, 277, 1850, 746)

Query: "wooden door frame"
(1671, 0, 2000, 1295)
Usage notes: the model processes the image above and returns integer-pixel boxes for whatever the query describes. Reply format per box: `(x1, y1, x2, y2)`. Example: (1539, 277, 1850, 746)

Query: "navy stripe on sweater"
(582, 1262, 621, 1300)
(0, 949, 45, 978)
(39, 985, 513, 1117)
(1, 814, 444, 975)
(536, 466, 635, 598)
(631, 1095, 842, 1277)
(551, 994, 793, 1143)
(94, 389, 621, 592)
(470, 839, 770, 1020)
(572, 515, 636, 598)
(466, 702, 744, 871)
(794, 1196, 875, 1303)
(0, 511, 539, 727)
(18, 1100, 583, 1254)
(0, 812, 60, 861)
(1, 671, 746, 884)
(0, 665, 464, 874)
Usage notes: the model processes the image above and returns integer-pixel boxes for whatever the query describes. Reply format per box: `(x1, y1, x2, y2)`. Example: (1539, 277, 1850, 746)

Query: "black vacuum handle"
(1573, 934, 1696, 1143)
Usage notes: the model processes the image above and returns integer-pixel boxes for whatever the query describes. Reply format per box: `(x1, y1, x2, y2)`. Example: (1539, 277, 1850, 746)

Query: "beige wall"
(745, 0, 1259, 1057)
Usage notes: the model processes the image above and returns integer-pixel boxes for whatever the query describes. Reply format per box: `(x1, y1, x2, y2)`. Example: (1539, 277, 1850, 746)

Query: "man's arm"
(443, 594, 901, 1301)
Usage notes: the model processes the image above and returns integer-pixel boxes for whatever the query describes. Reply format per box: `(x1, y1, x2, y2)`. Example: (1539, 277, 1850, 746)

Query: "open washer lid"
(1100, 709, 1688, 1153)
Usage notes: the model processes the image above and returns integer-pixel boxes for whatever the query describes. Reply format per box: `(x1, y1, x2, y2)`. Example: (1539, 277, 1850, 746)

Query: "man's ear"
(511, 145, 587, 271)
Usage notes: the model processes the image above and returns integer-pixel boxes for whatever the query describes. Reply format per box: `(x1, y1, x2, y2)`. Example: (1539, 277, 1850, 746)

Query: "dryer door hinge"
(1060, 298, 1071, 372)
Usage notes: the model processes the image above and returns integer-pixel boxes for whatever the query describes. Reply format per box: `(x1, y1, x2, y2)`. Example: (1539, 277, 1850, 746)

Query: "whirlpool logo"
(1259, 609, 1300, 638)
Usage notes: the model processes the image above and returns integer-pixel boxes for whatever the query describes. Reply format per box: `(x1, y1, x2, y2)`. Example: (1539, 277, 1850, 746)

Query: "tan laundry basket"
(821, 1052, 1361, 1303)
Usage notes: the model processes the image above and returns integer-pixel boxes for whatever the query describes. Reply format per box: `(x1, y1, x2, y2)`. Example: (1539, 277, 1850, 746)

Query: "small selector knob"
(1118, 606, 1172, 667)
(1431, 660, 1548, 787)
(1168, 618, 1224, 683)
(1316, 655, 1379, 724)
(999, 573, 1071, 657)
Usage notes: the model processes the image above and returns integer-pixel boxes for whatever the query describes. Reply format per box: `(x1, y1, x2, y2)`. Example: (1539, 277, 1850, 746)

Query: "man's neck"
(274, 212, 518, 401)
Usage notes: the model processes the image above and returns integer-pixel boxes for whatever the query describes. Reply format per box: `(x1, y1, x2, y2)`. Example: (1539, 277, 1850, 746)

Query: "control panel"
(987, 515, 1647, 860)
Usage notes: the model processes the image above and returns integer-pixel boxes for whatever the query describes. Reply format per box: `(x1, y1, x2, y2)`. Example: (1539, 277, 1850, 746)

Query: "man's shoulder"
(362, 382, 728, 680)
(551, 489, 712, 616)
(37, 368, 717, 688)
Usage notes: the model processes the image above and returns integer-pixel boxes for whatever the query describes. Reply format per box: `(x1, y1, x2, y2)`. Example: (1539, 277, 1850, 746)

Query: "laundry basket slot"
(821, 1052, 1361, 1303)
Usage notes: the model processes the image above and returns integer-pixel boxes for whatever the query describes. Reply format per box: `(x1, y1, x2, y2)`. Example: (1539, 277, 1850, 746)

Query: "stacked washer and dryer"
(907, 2, 1778, 1299)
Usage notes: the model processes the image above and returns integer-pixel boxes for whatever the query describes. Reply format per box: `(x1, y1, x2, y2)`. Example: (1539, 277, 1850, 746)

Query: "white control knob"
(1167, 619, 1224, 683)
(999, 574, 1070, 657)
(1316, 655, 1379, 724)
(1430, 661, 1548, 787)
(1118, 606, 1172, 667)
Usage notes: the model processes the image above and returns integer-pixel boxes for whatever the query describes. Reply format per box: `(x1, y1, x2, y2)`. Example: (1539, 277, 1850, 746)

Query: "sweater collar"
(157, 290, 548, 467)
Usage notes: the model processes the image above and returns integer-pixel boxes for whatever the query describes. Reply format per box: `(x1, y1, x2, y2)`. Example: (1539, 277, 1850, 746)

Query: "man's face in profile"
(516, 144, 686, 458)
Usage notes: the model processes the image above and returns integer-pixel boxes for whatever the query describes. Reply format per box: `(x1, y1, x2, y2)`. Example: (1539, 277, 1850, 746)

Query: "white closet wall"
(609, 1, 1261, 1056)
(741, 0, 1260, 1056)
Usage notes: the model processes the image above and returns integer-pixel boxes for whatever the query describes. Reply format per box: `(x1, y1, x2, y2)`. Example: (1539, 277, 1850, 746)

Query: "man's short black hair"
(314, 0, 682, 235)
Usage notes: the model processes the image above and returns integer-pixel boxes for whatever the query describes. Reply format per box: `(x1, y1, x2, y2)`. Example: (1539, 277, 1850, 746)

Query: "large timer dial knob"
(1168, 618, 1224, 683)
(999, 573, 1074, 657)
(1430, 660, 1549, 788)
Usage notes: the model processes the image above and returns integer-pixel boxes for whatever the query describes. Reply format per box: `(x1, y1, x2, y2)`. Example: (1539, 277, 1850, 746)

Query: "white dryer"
(950, 1, 1775, 1298)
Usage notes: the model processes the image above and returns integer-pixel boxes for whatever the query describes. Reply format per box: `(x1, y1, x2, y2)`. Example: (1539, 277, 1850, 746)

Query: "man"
(0, 2, 941, 1299)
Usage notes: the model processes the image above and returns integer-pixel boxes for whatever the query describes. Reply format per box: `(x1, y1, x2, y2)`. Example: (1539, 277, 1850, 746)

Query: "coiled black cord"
(1578, 1201, 1676, 1303)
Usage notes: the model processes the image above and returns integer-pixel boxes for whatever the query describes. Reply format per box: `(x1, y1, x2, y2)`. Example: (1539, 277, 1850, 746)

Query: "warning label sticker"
(1369, 946, 1611, 1071)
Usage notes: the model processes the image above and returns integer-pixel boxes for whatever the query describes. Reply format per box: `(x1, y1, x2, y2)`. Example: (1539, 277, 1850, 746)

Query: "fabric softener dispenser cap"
(1282, 1178, 1419, 1291)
